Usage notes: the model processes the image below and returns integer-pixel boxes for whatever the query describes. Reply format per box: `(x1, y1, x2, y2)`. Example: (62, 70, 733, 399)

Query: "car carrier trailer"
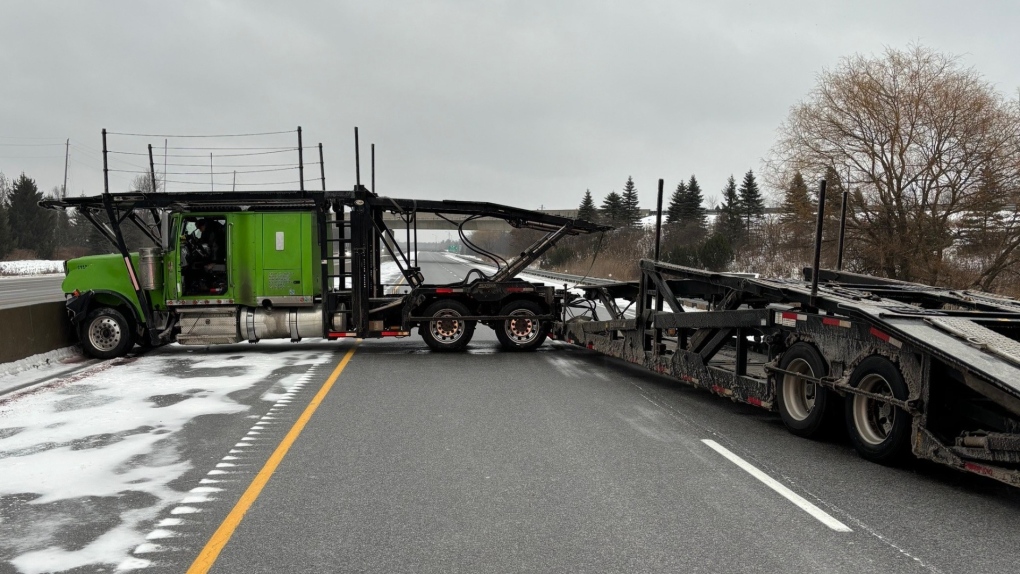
(39, 129, 609, 360)
(553, 209, 1020, 488)
(40, 186, 608, 357)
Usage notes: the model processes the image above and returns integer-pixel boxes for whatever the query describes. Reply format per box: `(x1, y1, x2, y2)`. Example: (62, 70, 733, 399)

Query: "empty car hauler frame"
(40, 128, 610, 361)
(553, 242, 1020, 487)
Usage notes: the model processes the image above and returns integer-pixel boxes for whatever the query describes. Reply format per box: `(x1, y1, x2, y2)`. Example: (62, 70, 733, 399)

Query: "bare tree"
(767, 44, 1020, 286)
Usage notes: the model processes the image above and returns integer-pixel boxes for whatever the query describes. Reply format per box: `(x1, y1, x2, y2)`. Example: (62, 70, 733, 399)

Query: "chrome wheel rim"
(782, 357, 816, 421)
(853, 374, 895, 445)
(88, 316, 122, 352)
(504, 309, 539, 345)
(430, 310, 465, 343)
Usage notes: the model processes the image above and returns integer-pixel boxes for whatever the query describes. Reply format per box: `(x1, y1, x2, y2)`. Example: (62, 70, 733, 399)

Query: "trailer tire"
(81, 307, 133, 359)
(776, 342, 836, 438)
(495, 300, 549, 352)
(845, 356, 911, 465)
(421, 299, 475, 352)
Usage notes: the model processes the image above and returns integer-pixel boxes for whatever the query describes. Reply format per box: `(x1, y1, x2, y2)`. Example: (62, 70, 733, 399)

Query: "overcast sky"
(1, 0, 1017, 210)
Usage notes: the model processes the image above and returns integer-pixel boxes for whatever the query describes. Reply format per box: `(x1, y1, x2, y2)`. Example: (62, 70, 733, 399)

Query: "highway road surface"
(1, 253, 1019, 573)
(0, 274, 65, 310)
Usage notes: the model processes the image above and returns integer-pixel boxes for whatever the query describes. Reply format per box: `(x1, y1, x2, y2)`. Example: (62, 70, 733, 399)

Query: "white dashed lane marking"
(118, 368, 322, 571)
(701, 439, 852, 532)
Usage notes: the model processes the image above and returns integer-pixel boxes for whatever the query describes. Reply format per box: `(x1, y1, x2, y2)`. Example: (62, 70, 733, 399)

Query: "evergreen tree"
(719, 175, 743, 239)
(577, 189, 598, 222)
(959, 164, 1007, 256)
(0, 173, 10, 259)
(666, 180, 687, 224)
(83, 209, 116, 255)
(781, 172, 813, 222)
(780, 171, 814, 247)
(8, 173, 56, 258)
(600, 191, 624, 227)
(738, 169, 765, 231)
(683, 174, 707, 232)
(0, 204, 11, 260)
(698, 233, 733, 271)
(620, 176, 641, 228)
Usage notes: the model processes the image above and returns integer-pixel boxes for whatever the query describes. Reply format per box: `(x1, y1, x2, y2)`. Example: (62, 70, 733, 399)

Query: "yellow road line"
(389, 275, 407, 295)
(186, 343, 360, 573)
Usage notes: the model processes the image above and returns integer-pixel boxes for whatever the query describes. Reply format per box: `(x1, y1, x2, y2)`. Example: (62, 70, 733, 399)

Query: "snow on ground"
(639, 213, 718, 228)
(0, 342, 333, 573)
(0, 347, 84, 384)
(0, 261, 64, 276)
(331, 260, 402, 291)
(380, 260, 404, 291)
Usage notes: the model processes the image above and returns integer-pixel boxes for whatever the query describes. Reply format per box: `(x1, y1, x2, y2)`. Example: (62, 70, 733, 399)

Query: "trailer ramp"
(555, 260, 1020, 487)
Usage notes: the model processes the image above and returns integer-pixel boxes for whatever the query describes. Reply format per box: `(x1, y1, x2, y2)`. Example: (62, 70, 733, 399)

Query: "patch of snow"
(0, 341, 333, 573)
(0, 260, 64, 276)
(0, 346, 83, 379)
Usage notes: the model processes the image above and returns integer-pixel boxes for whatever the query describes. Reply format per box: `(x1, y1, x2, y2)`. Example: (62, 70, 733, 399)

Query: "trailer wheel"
(495, 300, 549, 352)
(81, 307, 133, 359)
(421, 300, 475, 352)
(845, 356, 911, 464)
(776, 342, 836, 438)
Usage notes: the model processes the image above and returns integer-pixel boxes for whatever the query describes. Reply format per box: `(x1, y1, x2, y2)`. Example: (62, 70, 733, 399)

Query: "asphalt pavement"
(415, 251, 483, 284)
(3, 253, 1020, 573)
(0, 275, 64, 310)
(132, 334, 1020, 574)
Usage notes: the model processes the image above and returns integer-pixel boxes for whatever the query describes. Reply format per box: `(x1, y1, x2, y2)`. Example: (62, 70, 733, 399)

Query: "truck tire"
(420, 299, 475, 352)
(844, 356, 911, 464)
(776, 342, 837, 438)
(81, 307, 134, 359)
(495, 300, 549, 352)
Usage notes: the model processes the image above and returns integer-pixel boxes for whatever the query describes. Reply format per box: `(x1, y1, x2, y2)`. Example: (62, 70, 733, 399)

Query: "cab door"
(261, 214, 304, 298)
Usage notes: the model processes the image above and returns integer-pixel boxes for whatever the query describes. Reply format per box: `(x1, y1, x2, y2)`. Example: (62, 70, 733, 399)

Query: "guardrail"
(0, 301, 76, 364)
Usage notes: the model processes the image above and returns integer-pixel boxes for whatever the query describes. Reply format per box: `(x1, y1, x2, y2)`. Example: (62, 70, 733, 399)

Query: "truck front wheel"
(81, 307, 133, 359)
(495, 300, 549, 352)
(845, 356, 911, 464)
(420, 300, 475, 352)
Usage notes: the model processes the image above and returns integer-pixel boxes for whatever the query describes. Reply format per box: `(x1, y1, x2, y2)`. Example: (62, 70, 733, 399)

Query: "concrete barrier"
(0, 301, 77, 364)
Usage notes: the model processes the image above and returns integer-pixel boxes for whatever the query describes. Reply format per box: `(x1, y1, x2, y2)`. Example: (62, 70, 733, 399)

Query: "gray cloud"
(2, 0, 1017, 209)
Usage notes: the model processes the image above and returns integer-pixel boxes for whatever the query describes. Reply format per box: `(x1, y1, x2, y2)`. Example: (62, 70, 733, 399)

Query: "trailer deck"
(555, 259, 1020, 486)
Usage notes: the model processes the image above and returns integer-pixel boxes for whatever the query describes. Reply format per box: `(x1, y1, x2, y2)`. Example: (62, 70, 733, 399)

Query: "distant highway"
(0, 274, 65, 309)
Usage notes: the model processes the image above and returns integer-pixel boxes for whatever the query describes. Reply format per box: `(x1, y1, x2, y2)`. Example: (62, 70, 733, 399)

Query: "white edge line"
(701, 439, 852, 532)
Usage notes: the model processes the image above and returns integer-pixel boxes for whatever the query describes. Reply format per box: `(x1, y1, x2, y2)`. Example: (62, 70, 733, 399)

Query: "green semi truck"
(42, 187, 607, 359)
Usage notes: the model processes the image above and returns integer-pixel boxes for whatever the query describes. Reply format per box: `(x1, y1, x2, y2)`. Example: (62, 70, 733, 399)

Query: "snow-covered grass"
(0, 260, 64, 276)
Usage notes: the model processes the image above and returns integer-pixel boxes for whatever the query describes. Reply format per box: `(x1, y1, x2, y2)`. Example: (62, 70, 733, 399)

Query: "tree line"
(0, 172, 158, 261)
(471, 171, 767, 279)
(484, 44, 1020, 299)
